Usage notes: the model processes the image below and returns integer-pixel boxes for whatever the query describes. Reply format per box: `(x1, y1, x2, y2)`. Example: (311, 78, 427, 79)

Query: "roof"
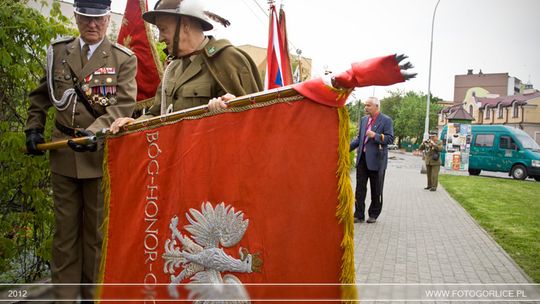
(440, 103, 462, 114)
(475, 91, 540, 109)
(445, 106, 474, 121)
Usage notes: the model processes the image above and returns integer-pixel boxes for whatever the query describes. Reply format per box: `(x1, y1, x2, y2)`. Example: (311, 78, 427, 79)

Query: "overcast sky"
(108, 0, 540, 102)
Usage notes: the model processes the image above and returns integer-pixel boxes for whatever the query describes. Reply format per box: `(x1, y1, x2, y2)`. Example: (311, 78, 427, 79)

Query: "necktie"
(363, 117, 374, 151)
(82, 44, 90, 66)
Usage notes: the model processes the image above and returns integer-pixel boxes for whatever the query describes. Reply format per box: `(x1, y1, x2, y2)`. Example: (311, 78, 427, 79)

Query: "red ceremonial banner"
(98, 92, 357, 302)
(117, 0, 162, 107)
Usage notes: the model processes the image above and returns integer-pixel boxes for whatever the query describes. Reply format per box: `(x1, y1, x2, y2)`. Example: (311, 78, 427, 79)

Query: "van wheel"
(510, 164, 527, 180)
(468, 169, 481, 176)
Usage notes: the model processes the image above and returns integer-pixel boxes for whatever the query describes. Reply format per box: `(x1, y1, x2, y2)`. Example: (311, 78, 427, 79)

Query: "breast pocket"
(52, 72, 75, 99)
(175, 83, 213, 110)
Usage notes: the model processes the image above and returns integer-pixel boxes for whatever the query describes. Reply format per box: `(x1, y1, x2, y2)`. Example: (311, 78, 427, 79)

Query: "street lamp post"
(423, 0, 441, 141)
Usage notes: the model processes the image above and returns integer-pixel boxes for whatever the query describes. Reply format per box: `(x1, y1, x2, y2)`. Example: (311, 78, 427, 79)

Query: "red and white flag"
(264, 3, 293, 90)
(117, 0, 162, 109)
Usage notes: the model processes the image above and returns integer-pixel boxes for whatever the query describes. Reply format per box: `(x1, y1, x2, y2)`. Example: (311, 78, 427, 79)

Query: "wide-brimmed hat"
(143, 0, 230, 31)
(74, 0, 111, 17)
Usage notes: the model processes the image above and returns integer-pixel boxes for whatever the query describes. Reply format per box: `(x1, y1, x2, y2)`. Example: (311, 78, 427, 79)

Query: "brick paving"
(352, 151, 539, 302)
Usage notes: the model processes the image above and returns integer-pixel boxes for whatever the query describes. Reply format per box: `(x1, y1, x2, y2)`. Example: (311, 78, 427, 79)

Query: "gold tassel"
(96, 140, 112, 303)
(336, 107, 358, 302)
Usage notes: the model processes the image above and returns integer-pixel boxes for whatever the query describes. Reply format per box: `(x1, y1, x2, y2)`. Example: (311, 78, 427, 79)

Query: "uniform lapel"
(173, 54, 203, 90)
(65, 38, 84, 80)
(80, 38, 111, 79)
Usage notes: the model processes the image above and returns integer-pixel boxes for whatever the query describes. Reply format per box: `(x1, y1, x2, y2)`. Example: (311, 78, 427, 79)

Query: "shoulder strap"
(51, 36, 75, 46)
(113, 42, 134, 56)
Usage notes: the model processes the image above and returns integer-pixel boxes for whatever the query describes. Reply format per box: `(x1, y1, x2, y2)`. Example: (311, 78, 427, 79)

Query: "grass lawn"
(439, 174, 540, 283)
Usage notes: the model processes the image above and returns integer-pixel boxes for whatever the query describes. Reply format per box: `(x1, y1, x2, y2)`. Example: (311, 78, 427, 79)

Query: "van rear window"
(474, 134, 494, 147)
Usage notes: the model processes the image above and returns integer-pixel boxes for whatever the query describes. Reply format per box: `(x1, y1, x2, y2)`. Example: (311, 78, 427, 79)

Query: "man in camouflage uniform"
(25, 0, 137, 300)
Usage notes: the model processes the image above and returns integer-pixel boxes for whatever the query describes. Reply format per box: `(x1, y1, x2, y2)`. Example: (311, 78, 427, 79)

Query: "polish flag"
(264, 3, 292, 90)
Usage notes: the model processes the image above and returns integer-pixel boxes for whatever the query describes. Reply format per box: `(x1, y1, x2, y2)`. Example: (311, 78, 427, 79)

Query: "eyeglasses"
(76, 15, 108, 26)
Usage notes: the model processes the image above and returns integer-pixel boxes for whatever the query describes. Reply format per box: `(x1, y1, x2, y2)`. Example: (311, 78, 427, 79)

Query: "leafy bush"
(0, 0, 74, 282)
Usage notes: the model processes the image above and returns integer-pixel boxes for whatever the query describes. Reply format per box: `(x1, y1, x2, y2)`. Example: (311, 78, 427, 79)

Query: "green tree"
(381, 90, 405, 146)
(394, 91, 442, 142)
(345, 98, 363, 125)
(0, 0, 74, 282)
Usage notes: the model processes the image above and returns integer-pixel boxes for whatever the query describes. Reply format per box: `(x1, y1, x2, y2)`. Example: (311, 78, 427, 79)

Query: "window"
(474, 134, 495, 147)
(499, 136, 517, 150)
(498, 104, 503, 118)
(513, 102, 519, 118)
(469, 105, 473, 115)
(485, 108, 491, 119)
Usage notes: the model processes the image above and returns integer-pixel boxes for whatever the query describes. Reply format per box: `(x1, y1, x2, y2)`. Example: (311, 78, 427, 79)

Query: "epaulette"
(113, 43, 134, 56)
(51, 36, 75, 45)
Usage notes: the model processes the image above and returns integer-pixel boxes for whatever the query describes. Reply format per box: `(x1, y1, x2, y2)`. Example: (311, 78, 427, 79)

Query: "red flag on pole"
(264, 2, 293, 90)
(278, 5, 293, 85)
(117, 0, 162, 109)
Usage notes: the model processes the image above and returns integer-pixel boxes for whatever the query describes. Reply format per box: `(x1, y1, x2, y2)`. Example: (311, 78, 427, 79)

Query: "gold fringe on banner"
(337, 107, 358, 302)
(96, 143, 112, 303)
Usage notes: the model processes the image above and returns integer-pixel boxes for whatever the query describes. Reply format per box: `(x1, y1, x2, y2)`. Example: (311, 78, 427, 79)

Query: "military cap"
(74, 0, 111, 17)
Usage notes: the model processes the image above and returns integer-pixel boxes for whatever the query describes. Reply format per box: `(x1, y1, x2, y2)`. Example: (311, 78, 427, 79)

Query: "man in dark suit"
(350, 97, 394, 223)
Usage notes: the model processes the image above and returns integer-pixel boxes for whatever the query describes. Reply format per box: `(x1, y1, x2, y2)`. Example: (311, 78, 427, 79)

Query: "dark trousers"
(355, 152, 383, 219)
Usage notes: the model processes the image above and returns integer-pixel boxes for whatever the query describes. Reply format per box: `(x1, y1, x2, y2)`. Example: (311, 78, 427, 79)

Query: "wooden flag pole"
(26, 86, 300, 152)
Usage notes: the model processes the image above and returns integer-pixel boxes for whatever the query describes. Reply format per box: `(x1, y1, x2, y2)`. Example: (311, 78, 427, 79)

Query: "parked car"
(388, 144, 398, 150)
(440, 125, 540, 180)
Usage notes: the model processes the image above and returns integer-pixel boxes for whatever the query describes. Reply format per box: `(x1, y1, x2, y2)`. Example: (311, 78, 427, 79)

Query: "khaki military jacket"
(420, 139, 443, 166)
(146, 36, 262, 116)
(26, 37, 137, 179)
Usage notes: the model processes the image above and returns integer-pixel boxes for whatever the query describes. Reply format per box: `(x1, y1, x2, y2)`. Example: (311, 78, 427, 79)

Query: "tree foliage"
(0, 0, 74, 282)
(387, 91, 442, 143)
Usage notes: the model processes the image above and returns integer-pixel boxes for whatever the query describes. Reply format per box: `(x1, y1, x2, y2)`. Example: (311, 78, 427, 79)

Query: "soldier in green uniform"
(419, 131, 443, 191)
(110, 0, 262, 133)
(24, 0, 137, 300)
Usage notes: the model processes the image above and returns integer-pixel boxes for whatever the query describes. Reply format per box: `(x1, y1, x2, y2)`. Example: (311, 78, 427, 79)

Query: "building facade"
(439, 90, 540, 145)
(238, 45, 312, 83)
(454, 69, 522, 103)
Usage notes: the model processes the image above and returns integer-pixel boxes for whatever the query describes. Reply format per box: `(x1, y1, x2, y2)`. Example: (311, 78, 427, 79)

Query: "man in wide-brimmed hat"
(110, 0, 262, 132)
(25, 0, 137, 300)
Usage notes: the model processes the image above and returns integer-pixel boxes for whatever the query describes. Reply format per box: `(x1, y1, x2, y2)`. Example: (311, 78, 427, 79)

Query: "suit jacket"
(350, 113, 394, 171)
(147, 36, 262, 115)
(26, 37, 137, 179)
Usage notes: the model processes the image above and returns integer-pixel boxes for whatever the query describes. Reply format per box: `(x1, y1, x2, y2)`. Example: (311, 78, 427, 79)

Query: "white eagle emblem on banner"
(163, 202, 262, 302)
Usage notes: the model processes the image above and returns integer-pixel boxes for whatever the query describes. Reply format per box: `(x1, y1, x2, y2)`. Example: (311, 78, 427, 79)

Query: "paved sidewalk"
(352, 151, 538, 302)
